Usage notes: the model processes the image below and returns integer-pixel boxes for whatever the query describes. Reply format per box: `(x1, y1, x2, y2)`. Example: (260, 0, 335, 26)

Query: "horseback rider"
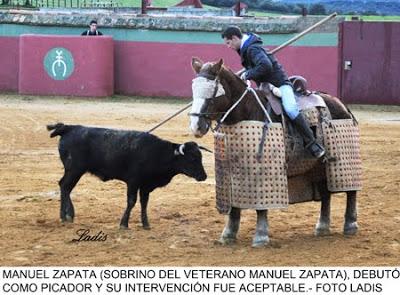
(221, 26, 325, 159)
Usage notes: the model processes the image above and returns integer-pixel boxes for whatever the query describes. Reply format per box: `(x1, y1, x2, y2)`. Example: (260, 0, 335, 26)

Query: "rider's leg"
(280, 85, 325, 158)
(280, 84, 299, 120)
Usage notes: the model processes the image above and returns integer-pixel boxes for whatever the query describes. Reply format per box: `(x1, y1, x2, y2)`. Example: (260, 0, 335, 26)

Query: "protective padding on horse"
(285, 108, 330, 178)
(192, 77, 225, 100)
(303, 107, 324, 126)
(214, 121, 288, 214)
(323, 119, 362, 192)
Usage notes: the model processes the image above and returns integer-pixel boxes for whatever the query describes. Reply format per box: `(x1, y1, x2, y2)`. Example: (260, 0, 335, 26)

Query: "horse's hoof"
(344, 222, 358, 235)
(217, 237, 236, 245)
(315, 228, 331, 236)
(315, 222, 331, 236)
(61, 215, 74, 223)
(252, 237, 270, 248)
(65, 215, 74, 222)
(119, 225, 129, 230)
(143, 225, 151, 230)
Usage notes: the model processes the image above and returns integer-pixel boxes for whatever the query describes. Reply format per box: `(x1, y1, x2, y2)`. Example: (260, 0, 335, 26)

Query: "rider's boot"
(293, 113, 325, 159)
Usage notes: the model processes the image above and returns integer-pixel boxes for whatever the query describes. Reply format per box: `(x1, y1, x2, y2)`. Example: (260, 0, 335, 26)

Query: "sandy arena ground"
(0, 94, 399, 266)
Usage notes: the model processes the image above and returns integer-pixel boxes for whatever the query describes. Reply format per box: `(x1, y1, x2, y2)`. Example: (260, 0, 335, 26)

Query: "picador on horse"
(221, 25, 325, 159)
(189, 25, 362, 247)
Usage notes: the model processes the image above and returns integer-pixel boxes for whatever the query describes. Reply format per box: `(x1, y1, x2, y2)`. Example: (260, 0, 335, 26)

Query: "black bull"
(47, 123, 207, 229)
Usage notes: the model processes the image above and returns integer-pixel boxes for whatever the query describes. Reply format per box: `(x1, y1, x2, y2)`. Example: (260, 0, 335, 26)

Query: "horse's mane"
(220, 65, 247, 87)
(214, 64, 272, 123)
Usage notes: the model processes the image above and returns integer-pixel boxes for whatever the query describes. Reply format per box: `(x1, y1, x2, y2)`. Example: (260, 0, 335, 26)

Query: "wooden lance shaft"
(147, 102, 193, 133)
(147, 12, 337, 133)
(269, 12, 337, 54)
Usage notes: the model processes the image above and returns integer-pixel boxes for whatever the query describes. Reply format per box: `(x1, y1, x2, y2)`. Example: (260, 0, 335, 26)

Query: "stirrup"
(306, 142, 325, 159)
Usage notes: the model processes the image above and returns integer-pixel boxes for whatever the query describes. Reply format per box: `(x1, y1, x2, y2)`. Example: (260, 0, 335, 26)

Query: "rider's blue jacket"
(239, 33, 291, 87)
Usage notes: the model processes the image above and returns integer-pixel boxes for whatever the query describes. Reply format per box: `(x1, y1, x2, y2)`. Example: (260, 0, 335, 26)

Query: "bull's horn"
(179, 144, 185, 155)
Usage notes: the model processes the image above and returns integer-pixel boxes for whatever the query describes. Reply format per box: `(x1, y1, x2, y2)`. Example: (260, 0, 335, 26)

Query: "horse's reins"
(190, 74, 274, 161)
(212, 84, 274, 162)
(189, 73, 273, 129)
(215, 86, 273, 129)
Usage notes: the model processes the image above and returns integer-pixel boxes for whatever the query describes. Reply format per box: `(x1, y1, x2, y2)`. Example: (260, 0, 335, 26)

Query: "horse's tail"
(344, 105, 358, 125)
(46, 123, 74, 138)
(317, 92, 355, 121)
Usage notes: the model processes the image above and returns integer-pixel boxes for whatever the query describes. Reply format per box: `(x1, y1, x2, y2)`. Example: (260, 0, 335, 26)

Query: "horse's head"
(189, 57, 227, 137)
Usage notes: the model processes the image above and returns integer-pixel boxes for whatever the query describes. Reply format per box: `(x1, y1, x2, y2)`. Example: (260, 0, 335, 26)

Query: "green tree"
(309, 3, 326, 15)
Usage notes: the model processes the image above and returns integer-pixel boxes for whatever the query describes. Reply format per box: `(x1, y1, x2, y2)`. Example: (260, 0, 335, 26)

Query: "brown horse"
(189, 57, 358, 247)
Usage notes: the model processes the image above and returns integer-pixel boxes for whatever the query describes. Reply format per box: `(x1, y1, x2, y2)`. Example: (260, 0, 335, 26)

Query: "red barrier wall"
(114, 41, 338, 97)
(0, 37, 19, 92)
(339, 22, 400, 105)
(19, 35, 114, 97)
(276, 46, 338, 95)
(1, 35, 337, 98)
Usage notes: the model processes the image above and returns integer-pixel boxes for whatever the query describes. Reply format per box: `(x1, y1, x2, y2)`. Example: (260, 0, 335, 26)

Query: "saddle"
(259, 76, 327, 116)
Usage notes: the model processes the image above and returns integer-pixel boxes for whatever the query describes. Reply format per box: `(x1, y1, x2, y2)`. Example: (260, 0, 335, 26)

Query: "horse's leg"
(315, 186, 331, 236)
(219, 207, 241, 245)
(344, 191, 358, 235)
(252, 210, 269, 247)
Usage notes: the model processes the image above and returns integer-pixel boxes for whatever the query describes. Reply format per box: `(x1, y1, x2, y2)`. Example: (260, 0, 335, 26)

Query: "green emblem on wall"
(43, 47, 74, 80)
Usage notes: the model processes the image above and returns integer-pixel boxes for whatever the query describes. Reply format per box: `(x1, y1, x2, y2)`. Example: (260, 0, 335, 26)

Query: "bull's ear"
(174, 144, 185, 156)
(191, 57, 203, 74)
(211, 58, 223, 75)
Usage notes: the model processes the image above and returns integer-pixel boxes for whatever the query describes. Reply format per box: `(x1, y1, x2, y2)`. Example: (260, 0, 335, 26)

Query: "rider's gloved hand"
(269, 84, 282, 97)
(240, 71, 248, 81)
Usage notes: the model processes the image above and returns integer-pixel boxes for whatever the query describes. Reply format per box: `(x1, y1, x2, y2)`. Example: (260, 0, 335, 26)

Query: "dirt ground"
(0, 94, 399, 266)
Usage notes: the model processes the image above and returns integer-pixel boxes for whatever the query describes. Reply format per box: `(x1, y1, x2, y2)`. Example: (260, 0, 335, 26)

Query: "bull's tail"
(46, 123, 73, 138)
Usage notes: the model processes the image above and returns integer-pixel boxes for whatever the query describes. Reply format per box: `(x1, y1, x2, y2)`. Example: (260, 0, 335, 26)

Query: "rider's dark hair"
(221, 26, 243, 40)
(90, 20, 98, 25)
